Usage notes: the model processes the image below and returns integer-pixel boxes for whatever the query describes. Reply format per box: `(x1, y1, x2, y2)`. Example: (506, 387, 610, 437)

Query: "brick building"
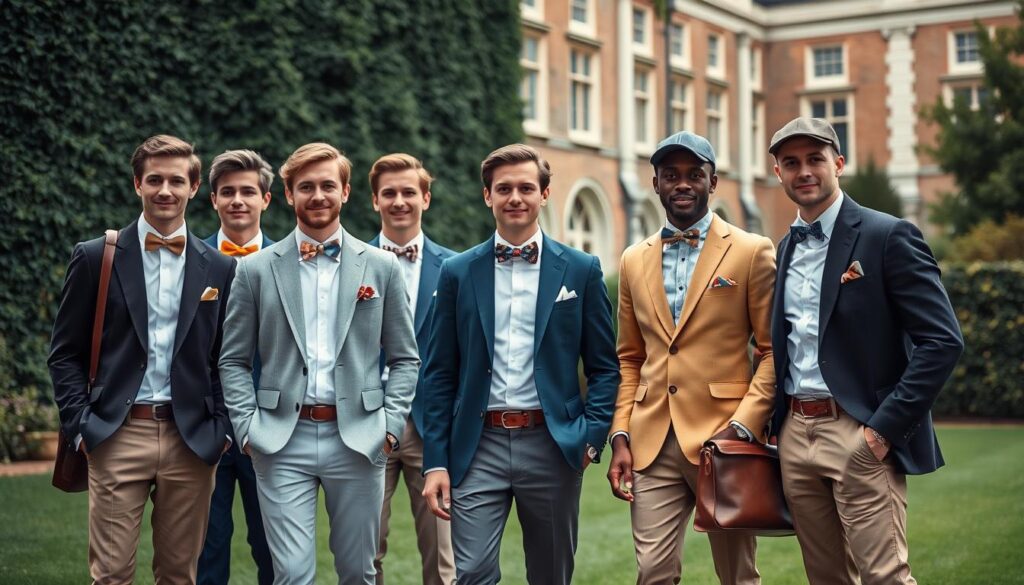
(518, 0, 1017, 271)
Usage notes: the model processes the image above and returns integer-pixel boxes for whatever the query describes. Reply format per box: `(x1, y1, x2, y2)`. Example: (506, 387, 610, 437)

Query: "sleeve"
(579, 256, 622, 455)
(420, 262, 460, 471)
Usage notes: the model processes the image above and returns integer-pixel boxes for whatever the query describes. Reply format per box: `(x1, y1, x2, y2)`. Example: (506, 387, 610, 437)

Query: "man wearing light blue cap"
(607, 131, 777, 584)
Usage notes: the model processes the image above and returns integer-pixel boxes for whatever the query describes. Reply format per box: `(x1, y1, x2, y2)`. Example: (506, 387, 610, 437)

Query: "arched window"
(563, 179, 613, 268)
(712, 200, 731, 223)
(539, 201, 557, 237)
(566, 195, 596, 254)
(632, 198, 662, 244)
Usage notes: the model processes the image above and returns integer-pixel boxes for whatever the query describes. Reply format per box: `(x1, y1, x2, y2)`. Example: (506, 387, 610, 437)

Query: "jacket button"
(668, 385, 678, 394)
(295, 403, 300, 412)
(479, 411, 485, 418)
(140, 362, 146, 370)
(302, 367, 308, 376)
(669, 346, 678, 355)
(125, 399, 131, 405)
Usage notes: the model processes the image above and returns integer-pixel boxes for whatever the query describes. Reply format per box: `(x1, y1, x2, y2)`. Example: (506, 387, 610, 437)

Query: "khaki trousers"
(375, 419, 455, 585)
(87, 417, 217, 585)
(630, 431, 760, 585)
(779, 409, 915, 585)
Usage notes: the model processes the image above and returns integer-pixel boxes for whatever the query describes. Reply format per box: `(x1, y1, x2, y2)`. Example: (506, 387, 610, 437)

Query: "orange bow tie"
(220, 240, 259, 257)
(144, 232, 186, 255)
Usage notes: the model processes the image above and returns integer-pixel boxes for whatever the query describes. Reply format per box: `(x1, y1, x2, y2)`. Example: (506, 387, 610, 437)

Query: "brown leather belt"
(788, 396, 842, 419)
(130, 403, 174, 421)
(484, 409, 545, 429)
(299, 404, 337, 422)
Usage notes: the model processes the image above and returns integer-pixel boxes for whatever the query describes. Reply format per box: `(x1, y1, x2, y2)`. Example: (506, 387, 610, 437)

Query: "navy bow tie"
(494, 242, 539, 264)
(790, 222, 824, 244)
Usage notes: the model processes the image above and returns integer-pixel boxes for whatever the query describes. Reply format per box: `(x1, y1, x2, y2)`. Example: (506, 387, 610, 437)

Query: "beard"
(295, 204, 339, 230)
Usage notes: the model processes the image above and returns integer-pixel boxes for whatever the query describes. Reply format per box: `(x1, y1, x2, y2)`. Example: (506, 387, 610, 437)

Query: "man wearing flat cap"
(768, 117, 963, 585)
(607, 131, 776, 584)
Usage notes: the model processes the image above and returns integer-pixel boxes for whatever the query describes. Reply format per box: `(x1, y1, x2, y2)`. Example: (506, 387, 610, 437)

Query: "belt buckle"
(825, 398, 839, 420)
(153, 405, 171, 421)
(500, 411, 525, 429)
(309, 406, 330, 422)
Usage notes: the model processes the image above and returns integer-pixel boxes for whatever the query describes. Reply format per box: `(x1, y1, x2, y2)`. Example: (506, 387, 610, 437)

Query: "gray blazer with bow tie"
(219, 228, 419, 461)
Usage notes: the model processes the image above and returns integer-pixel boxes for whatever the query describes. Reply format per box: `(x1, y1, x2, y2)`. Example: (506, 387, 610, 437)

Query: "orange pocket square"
(200, 287, 220, 301)
(840, 261, 864, 284)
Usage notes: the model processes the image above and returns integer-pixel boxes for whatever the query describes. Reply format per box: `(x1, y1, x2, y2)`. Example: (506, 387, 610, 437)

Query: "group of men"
(48, 116, 962, 585)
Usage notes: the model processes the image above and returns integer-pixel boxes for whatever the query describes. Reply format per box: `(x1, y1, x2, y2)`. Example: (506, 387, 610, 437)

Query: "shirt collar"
(138, 214, 188, 248)
(295, 226, 344, 261)
(378, 231, 424, 256)
(664, 210, 713, 237)
(217, 228, 263, 250)
(793, 192, 844, 240)
(494, 227, 543, 257)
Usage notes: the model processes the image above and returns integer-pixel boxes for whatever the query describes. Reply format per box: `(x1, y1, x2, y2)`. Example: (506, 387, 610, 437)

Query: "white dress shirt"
(216, 229, 264, 252)
(136, 215, 187, 404)
(378, 231, 423, 384)
(488, 229, 543, 410)
(296, 228, 344, 405)
(784, 192, 845, 399)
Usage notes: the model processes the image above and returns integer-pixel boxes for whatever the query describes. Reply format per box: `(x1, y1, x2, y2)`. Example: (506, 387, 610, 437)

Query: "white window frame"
(634, 66, 656, 154)
(751, 45, 763, 91)
(707, 33, 726, 79)
(569, 0, 597, 39)
(632, 5, 653, 57)
(569, 48, 601, 145)
(805, 44, 848, 88)
(801, 93, 855, 171)
(943, 80, 988, 110)
(669, 21, 691, 69)
(520, 0, 544, 22)
(564, 179, 614, 268)
(669, 76, 694, 134)
(520, 33, 548, 137)
(948, 29, 984, 75)
(752, 100, 766, 177)
(706, 88, 729, 169)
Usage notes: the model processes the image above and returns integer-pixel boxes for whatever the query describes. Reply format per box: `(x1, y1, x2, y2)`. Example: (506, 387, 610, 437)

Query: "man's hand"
(77, 440, 89, 461)
(422, 470, 452, 521)
(242, 442, 253, 457)
(383, 433, 397, 456)
(606, 435, 634, 502)
(709, 425, 743, 442)
(222, 440, 231, 455)
(864, 426, 890, 461)
(582, 452, 593, 471)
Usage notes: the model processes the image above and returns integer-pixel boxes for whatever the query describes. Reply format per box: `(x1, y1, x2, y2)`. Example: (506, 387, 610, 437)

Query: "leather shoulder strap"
(89, 229, 118, 387)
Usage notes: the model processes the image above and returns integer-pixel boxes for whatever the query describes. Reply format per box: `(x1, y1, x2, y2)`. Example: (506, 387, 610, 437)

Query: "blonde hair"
(480, 143, 551, 190)
(280, 143, 352, 191)
(209, 149, 274, 194)
(368, 153, 433, 194)
(131, 134, 202, 186)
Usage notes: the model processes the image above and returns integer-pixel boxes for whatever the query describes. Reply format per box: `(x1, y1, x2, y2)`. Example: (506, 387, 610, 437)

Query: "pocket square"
(555, 285, 578, 303)
(357, 285, 380, 301)
(200, 287, 219, 301)
(709, 276, 737, 289)
(841, 260, 864, 284)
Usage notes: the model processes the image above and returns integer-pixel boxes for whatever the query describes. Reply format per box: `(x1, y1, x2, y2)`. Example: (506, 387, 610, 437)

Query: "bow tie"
(494, 241, 539, 264)
(144, 232, 186, 256)
(790, 221, 825, 244)
(220, 240, 259, 257)
(661, 227, 702, 249)
(383, 243, 418, 262)
(299, 239, 341, 261)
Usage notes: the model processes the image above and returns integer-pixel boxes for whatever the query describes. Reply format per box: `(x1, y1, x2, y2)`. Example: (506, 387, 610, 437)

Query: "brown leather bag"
(52, 229, 118, 493)
(694, 438, 795, 536)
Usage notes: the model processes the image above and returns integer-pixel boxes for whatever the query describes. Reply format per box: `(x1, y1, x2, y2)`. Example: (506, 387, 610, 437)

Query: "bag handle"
(88, 229, 118, 389)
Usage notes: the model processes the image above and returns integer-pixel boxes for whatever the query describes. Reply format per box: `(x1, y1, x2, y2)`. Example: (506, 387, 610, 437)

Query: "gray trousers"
(451, 425, 583, 585)
(251, 419, 387, 585)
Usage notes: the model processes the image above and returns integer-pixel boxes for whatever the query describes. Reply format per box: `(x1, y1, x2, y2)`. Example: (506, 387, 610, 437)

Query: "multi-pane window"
(950, 82, 989, 110)
(955, 31, 980, 64)
(706, 89, 724, 154)
(634, 68, 651, 144)
(570, 49, 595, 134)
(571, 0, 588, 24)
(752, 100, 766, 174)
(670, 78, 688, 133)
(813, 46, 844, 78)
(670, 24, 685, 58)
(566, 194, 597, 254)
(520, 37, 541, 122)
(633, 8, 646, 45)
(809, 96, 852, 164)
(708, 35, 720, 69)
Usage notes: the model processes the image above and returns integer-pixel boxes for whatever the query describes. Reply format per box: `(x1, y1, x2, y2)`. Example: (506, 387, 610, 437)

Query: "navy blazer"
(421, 234, 620, 486)
(49, 221, 236, 465)
(770, 195, 963, 475)
(368, 234, 456, 434)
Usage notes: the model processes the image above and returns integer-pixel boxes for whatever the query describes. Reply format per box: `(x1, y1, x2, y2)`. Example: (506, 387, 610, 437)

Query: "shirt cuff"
(729, 420, 754, 441)
(423, 467, 447, 475)
(74, 434, 83, 451)
(610, 431, 630, 444)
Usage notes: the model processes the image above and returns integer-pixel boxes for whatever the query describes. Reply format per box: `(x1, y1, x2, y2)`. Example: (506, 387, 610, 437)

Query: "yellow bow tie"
(220, 240, 259, 257)
(144, 232, 186, 255)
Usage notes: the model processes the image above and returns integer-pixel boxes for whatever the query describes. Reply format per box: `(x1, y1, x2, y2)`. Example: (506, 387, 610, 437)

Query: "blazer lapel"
(113, 221, 148, 350)
(270, 230, 308, 361)
(673, 215, 731, 338)
(818, 196, 861, 340)
(641, 235, 675, 338)
(334, 230, 367, 356)
(471, 237, 496, 363)
(534, 236, 568, 355)
(416, 238, 443, 336)
(172, 234, 210, 359)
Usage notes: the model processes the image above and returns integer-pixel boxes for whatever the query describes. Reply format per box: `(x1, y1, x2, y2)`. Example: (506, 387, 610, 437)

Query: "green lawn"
(2, 426, 1022, 584)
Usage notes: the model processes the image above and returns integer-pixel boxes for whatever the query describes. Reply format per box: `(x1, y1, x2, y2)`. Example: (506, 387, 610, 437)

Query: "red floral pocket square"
(357, 285, 379, 301)
(709, 276, 738, 289)
(841, 261, 864, 284)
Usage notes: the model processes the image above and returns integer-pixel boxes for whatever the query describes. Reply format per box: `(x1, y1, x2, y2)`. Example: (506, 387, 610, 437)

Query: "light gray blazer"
(219, 228, 419, 461)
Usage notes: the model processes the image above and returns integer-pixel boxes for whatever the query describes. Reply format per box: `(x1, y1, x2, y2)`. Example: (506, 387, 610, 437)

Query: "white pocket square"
(555, 285, 578, 303)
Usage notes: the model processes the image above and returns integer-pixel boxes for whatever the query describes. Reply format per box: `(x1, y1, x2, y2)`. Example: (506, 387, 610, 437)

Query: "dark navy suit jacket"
(368, 234, 455, 435)
(770, 195, 963, 475)
(421, 234, 620, 486)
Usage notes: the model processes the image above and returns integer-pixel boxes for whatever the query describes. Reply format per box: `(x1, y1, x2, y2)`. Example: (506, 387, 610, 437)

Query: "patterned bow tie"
(144, 232, 186, 255)
(220, 240, 258, 257)
(790, 221, 825, 244)
(299, 239, 341, 261)
(661, 227, 702, 249)
(494, 241, 539, 264)
(382, 243, 418, 262)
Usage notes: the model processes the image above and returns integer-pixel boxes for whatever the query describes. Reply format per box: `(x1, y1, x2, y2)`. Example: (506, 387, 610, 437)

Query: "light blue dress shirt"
(662, 211, 713, 323)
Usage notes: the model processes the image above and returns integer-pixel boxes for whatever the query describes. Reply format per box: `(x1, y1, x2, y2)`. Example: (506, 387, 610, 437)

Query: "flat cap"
(768, 117, 841, 155)
(650, 131, 716, 169)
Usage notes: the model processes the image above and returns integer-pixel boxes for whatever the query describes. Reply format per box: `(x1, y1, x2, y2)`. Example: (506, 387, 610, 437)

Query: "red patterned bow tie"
(382, 243, 418, 262)
(661, 228, 701, 249)
(299, 239, 341, 261)
(495, 242, 539, 264)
